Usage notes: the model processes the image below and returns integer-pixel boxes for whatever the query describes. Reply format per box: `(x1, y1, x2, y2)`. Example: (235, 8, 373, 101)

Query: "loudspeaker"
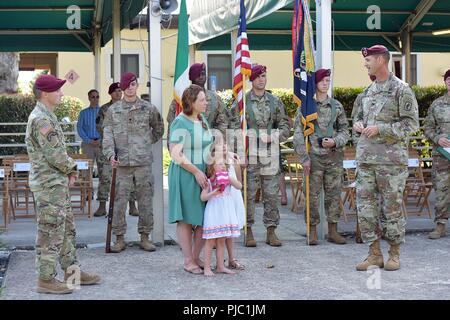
(151, 0, 178, 16)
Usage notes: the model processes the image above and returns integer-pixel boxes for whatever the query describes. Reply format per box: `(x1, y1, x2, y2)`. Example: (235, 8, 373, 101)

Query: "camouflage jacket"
(423, 94, 450, 156)
(103, 97, 164, 166)
(96, 100, 114, 139)
(351, 93, 364, 146)
(353, 73, 419, 165)
(166, 89, 228, 137)
(294, 96, 350, 164)
(229, 90, 291, 142)
(25, 101, 77, 192)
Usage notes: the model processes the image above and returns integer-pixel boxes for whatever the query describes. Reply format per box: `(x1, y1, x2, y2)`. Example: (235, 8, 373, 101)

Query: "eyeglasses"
(90, 96, 99, 99)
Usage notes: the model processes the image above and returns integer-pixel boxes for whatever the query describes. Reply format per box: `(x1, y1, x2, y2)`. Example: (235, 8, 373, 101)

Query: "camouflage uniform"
(25, 101, 79, 280)
(96, 101, 136, 202)
(103, 97, 164, 236)
(229, 91, 291, 228)
(423, 94, 450, 224)
(294, 96, 350, 225)
(166, 89, 228, 141)
(353, 74, 419, 245)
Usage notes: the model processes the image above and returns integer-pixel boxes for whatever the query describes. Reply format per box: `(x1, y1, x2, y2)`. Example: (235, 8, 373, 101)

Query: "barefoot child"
(201, 150, 242, 276)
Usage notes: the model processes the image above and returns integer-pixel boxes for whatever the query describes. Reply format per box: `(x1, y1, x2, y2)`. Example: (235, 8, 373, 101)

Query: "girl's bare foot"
(204, 269, 215, 277)
(216, 267, 236, 275)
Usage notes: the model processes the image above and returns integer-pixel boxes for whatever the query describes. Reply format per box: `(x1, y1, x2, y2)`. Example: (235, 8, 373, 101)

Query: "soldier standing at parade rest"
(229, 64, 291, 247)
(294, 68, 350, 245)
(103, 72, 164, 253)
(94, 82, 139, 217)
(353, 45, 419, 271)
(424, 68, 450, 239)
(26, 74, 100, 294)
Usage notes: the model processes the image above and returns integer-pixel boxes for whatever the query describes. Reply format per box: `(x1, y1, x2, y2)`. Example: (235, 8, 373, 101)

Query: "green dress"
(168, 114, 213, 226)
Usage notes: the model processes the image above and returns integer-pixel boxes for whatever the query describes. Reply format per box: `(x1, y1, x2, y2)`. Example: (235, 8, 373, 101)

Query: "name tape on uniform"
(75, 160, 89, 170)
(0, 168, 4, 178)
(13, 162, 31, 172)
(343, 160, 356, 169)
(408, 158, 419, 167)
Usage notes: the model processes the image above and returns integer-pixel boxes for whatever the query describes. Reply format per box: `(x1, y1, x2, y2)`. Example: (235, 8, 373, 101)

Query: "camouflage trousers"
(356, 163, 408, 245)
(432, 155, 450, 224)
(34, 185, 78, 280)
(113, 165, 154, 236)
(98, 161, 137, 202)
(306, 155, 343, 225)
(246, 164, 280, 228)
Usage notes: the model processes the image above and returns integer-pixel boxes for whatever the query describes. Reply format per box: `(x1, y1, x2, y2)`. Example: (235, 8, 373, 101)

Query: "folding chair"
(341, 159, 357, 223)
(8, 157, 36, 220)
(69, 154, 94, 219)
(284, 153, 304, 213)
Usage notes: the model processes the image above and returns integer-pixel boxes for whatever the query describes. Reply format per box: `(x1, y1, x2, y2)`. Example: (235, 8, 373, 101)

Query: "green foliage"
(0, 94, 84, 156)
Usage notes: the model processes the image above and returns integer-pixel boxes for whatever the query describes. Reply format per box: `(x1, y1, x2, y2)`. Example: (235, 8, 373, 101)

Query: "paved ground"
(1, 178, 448, 300)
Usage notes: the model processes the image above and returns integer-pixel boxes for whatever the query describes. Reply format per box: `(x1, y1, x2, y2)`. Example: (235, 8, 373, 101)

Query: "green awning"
(0, 0, 147, 52)
(192, 0, 450, 52)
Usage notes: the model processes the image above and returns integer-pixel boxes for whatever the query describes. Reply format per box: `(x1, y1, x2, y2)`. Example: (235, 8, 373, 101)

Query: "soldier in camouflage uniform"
(166, 63, 228, 143)
(294, 68, 349, 246)
(424, 69, 450, 239)
(94, 82, 138, 217)
(353, 45, 419, 271)
(103, 72, 164, 253)
(229, 64, 291, 247)
(26, 74, 100, 294)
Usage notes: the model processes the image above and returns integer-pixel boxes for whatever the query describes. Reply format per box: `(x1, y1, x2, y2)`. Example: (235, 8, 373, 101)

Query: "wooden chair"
(284, 153, 304, 213)
(69, 154, 94, 219)
(7, 157, 36, 220)
(0, 166, 11, 229)
(340, 148, 357, 222)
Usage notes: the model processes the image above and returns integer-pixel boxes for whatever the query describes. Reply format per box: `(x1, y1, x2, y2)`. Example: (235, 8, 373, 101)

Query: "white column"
(315, 0, 333, 240)
(112, 0, 121, 82)
(149, 3, 164, 246)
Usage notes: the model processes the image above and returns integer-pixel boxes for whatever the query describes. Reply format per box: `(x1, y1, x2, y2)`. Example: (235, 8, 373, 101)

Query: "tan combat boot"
(356, 240, 384, 271)
(36, 278, 73, 294)
(307, 225, 318, 245)
(384, 244, 400, 271)
(428, 223, 446, 239)
(327, 223, 347, 244)
(129, 201, 139, 216)
(245, 227, 257, 247)
(110, 235, 126, 253)
(94, 201, 107, 217)
(266, 226, 282, 246)
(64, 269, 101, 285)
(139, 233, 156, 252)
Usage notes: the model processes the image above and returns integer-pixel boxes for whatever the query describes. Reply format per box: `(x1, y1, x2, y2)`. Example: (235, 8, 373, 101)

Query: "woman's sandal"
(228, 259, 245, 270)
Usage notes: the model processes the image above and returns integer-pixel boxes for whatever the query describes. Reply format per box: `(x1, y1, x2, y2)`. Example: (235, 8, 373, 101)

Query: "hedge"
(0, 94, 84, 156)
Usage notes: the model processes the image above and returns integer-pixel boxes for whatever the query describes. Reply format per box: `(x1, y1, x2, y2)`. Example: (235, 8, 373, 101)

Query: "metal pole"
(93, 29, 101, 91)
(112, 0, 121, 82)
(148, 2, 164, 246)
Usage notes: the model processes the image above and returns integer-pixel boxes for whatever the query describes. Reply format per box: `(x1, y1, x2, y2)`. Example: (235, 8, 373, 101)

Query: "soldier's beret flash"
(35, 74, 66, 92)
(361, 45, 389, 57)
(250, 64, 267, 81)
(120, 72, 137, 90)
(315, 68, 331, 84)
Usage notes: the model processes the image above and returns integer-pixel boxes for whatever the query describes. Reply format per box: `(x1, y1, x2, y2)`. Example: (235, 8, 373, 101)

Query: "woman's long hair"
(181, 84, 207, 129)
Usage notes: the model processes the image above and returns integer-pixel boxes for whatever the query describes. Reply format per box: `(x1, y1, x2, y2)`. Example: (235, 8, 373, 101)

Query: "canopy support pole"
(112, 0, 121, 82)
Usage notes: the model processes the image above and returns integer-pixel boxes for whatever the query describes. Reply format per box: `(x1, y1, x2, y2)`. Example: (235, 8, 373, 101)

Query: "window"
(110, 54, 139, 78)
(392, 53, 417, 85)
(207, 54, 232, 91)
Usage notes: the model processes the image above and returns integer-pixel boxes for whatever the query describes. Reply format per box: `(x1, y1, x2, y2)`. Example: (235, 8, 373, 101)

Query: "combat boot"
(384, 244, 400, 271)
(64, 269, 101, 285)
(139, 233, 156, 252)
(94, 201, 107, 217)
(266, 226, 282, 246)
(36, 278, 73, 294)
(307, 225, 318, 245)
(129, 201, 139, 216)
(356, 240, 384, 271)
(245, 227, 257, 247)
(428, 223, 446, 239)
(327, 223, 346, 244)
(110, 235, 126, 253)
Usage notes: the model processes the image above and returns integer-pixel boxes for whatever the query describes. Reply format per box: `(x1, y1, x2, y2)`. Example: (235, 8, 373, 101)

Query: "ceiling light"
(432, 29, 450, 35)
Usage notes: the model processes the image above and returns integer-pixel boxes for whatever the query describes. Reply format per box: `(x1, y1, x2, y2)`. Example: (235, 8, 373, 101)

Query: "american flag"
(232, 0, 251, 123)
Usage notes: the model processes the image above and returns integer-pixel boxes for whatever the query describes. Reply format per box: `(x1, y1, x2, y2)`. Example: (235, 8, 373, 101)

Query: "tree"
(0, 52, 19, 94)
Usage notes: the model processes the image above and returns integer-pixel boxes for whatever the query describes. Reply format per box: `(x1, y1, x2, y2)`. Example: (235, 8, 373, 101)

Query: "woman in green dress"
(168, 84, 213, 274)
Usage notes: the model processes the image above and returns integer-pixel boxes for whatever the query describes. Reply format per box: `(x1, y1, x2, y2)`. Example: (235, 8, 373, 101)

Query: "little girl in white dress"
(201, 152, 243, 277)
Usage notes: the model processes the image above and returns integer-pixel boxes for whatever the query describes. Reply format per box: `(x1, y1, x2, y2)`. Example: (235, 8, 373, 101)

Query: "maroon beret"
(189, 63, 205, 81)
(108, 82, 121, 94)
(250, 64, 267, 81)
(35, 74, 66, 93)
(361, 45, 389, 57)
(315, 68, 331, 84)
(120, 72, 137, 90)
(444, 69, 450, 81)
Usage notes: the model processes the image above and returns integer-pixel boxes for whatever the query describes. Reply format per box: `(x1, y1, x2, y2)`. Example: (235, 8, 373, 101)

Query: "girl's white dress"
(202, 165, 244, 239)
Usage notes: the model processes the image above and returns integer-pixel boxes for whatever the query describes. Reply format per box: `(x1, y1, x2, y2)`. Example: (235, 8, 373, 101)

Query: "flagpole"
(242, 82, 248, 246)
(305, 136, 310, 244)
